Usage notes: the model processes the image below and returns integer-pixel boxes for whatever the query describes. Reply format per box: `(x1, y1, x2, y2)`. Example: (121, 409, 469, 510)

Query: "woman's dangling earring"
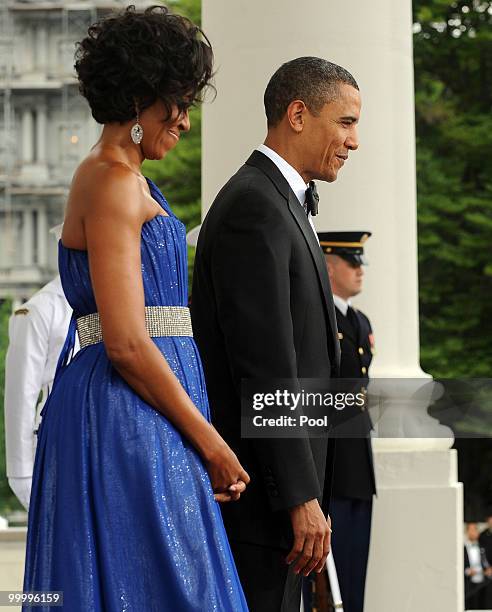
(130, 108, 143, 144)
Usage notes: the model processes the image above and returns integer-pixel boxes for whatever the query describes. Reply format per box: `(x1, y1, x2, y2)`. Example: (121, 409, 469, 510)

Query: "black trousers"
(465, 579, 490, 610)
(229, 540, 302, 612)
(329, 496, 373, 612)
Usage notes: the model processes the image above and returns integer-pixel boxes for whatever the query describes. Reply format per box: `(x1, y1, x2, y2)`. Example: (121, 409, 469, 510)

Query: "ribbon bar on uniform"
(76, 305, 193, 348)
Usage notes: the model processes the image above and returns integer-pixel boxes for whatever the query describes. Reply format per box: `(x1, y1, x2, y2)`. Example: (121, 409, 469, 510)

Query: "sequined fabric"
(23, 178, 249, 612)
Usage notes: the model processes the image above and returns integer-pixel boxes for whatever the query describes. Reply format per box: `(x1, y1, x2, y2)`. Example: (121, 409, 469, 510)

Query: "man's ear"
(286, 100, 306, 133)
(325, 255, 338, 282)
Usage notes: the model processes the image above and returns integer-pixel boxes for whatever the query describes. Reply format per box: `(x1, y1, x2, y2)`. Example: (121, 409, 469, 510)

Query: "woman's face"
(138, 99, 191, 160)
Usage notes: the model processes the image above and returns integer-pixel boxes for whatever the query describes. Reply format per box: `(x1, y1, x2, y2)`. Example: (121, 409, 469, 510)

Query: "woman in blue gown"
(23, 6, 249, 611)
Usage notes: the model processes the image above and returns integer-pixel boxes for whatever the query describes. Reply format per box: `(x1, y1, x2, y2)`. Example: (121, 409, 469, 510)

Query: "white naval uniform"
(4, 276, 75, 510)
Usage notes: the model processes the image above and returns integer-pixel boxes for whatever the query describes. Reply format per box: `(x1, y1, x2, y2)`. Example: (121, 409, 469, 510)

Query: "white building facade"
(0, 1, 149, 303)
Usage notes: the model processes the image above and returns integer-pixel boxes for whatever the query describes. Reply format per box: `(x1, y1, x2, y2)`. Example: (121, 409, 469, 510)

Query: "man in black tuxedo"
(315, 231, 377, 612)
(191, 57, 361, 611)
(465, 522, 492, 610)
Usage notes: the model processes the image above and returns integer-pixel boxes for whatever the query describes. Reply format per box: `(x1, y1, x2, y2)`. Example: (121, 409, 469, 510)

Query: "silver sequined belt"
(76, 306, 193, 348)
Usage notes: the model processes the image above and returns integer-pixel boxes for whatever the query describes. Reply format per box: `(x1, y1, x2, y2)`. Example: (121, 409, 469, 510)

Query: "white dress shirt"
(465, 540, 484, 583)
(256, 144, 319, 240)
(333, 294, 352, 316)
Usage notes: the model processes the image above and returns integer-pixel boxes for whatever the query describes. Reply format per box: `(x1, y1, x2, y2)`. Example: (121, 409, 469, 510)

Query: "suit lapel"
(246, 151, 341, 371)
(287, 192, 341, 369)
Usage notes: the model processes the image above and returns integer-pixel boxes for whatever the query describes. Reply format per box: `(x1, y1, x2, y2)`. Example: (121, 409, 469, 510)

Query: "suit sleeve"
(210, 186, 321, 512)
(362, 311, 372, 335)
(464, 547, 470, 576)
(4, 301, 51, 478)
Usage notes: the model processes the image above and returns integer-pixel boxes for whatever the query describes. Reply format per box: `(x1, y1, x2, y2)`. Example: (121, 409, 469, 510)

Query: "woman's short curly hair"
(74, 4, 214, 124)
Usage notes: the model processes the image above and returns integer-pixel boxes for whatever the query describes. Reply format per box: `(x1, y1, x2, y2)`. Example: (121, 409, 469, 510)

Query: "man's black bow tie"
(305, 181, 319, 217)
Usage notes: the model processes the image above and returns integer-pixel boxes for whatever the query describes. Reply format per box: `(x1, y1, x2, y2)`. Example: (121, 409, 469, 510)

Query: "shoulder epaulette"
(14, 307, 29, 316)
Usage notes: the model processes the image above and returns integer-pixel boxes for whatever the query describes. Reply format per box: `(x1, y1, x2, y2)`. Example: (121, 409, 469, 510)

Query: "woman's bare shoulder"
(62, 156, 146, 249)
(69, 158, 144, 217)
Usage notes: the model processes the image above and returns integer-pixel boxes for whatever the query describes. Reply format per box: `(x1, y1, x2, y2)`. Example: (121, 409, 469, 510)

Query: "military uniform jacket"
(332, 304, 377, 500)
(4, 277, 74, 478)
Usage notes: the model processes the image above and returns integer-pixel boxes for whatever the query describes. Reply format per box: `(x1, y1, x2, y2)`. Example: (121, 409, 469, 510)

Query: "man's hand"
(286, 498, 331, 576)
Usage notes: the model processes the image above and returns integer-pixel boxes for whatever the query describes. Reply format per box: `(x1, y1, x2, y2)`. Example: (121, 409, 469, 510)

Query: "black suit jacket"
(464, 543, 490, 595)
(479, 529, 492, 565)
(331, 306, 376, 500)
(191, 150, 340, 549)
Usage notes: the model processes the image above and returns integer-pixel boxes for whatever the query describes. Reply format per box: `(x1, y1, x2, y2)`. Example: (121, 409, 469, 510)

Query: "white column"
(36, 105, 47, 163)
(23, 24, 34, 73)
(18, 26, 28, 74)
(202, 2, 463, 611)
(22, 208, 34, 266)
(37, 207, 48, 268)
(21, 108, 33, 164)
(36, 24, 48, 74)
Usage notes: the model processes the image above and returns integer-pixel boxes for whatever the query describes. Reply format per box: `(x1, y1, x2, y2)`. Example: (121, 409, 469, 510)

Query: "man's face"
(467, 523, 479, 541)
(302, 84, 361, 183)
(327, 255, 364, 300)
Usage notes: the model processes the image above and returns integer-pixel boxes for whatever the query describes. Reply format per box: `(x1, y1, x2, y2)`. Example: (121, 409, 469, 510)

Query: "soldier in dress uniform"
(314, 231, 377, 612)
(4, 226, 74, 511)
(465, 522, 492, 610)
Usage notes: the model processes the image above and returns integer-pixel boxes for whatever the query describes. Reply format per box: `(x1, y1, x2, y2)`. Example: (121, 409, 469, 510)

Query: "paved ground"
(0, 528, 25, 611)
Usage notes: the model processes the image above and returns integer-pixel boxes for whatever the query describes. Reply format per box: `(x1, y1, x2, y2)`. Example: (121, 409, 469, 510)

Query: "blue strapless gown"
(23, 178, 248, 612)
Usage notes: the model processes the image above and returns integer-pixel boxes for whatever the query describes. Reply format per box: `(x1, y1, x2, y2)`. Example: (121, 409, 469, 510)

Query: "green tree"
(168, 0, 201, 25)
(413, 0, 492, 378)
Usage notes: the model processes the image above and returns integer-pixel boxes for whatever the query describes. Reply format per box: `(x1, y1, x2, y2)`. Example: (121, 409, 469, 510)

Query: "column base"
(365, 448, 464, 612)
